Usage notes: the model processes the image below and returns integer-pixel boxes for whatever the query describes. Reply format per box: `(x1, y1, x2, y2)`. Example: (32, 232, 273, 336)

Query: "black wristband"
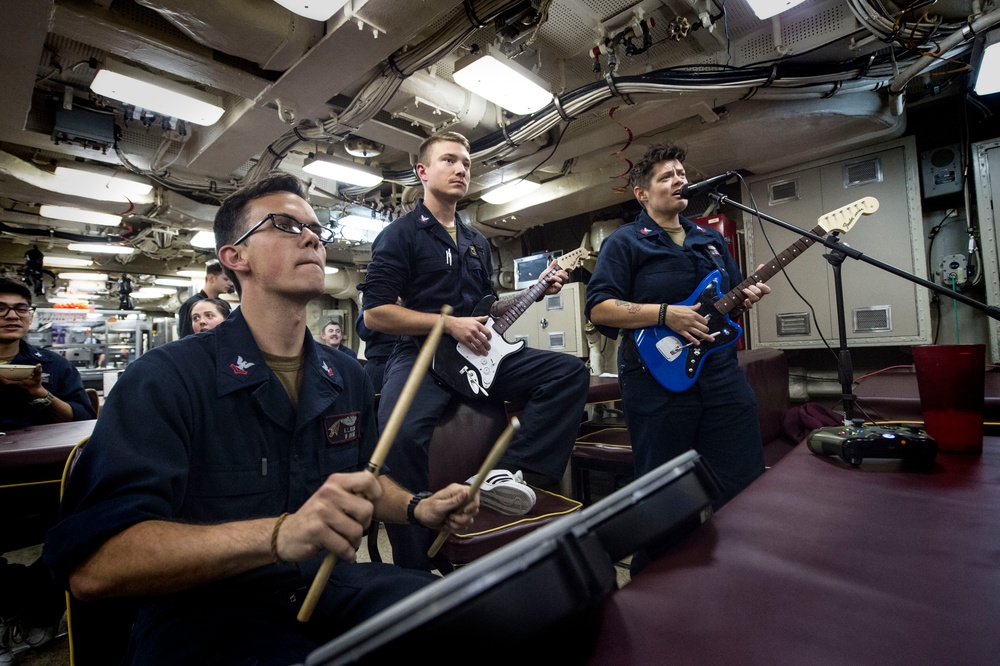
(407, 491, 433, 526)
(658, 303, 668, 327)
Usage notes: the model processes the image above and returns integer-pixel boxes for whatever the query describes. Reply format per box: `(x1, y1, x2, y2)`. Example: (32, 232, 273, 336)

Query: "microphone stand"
(707, 191, 1000, 420)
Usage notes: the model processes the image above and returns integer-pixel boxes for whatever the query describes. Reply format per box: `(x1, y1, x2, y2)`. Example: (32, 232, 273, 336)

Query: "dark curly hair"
(628, 144, 687, 191)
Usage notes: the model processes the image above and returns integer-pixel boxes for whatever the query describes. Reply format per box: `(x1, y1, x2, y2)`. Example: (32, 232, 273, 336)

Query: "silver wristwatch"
(29, 391, 55, 408)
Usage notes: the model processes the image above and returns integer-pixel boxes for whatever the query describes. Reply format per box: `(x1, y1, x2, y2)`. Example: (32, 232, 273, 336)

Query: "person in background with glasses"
(0, 277, 96, 428)
(45, 173, 477, 665)
(0, 276, 96, 665)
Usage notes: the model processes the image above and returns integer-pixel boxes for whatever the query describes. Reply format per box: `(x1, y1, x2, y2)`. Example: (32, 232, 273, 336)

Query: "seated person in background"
(363, 131, 590, 572)
(0, 276, 96, 662)
(354, 294, 398, 395)
(44, 173, 477, 666)
(177, 259, 235, 338)
(320, 319, 358, 360)
(190, 297, 232, 333)
(586, 144, 770, 512)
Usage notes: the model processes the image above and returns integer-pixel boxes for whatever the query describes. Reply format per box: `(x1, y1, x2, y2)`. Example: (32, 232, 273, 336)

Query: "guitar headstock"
(553, 247, 591, 272)
(817, 197, 879, 235)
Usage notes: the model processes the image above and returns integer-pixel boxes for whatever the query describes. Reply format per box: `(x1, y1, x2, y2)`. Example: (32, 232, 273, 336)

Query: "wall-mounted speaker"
(920, 144, 963, 198)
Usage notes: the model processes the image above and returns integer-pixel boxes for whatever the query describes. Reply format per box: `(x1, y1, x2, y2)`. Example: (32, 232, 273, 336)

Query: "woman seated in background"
(190, 297, 232, 333)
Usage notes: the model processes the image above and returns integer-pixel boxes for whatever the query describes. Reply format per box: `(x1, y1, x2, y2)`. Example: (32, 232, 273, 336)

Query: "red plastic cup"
(912, 344, 985, 453)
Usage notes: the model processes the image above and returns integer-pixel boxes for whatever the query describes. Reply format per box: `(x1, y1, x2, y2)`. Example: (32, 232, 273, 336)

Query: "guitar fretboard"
(492, 271, 555, 335)
(714, 224, 825, 315)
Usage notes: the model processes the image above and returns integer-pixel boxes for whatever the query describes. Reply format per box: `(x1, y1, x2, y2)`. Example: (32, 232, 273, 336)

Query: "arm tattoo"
(615, 299, 642, 315)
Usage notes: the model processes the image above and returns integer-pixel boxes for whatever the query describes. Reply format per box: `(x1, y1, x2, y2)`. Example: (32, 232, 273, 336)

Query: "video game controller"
(807, 420, 937, 468)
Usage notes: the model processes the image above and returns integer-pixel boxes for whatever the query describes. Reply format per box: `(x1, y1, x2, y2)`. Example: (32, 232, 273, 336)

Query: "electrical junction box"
(920, 144, 963, 198)
(938, 253, 967, 287)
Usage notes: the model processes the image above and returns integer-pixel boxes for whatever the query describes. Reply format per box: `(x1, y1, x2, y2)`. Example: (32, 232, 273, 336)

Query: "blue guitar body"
(634, 270, 742, 392)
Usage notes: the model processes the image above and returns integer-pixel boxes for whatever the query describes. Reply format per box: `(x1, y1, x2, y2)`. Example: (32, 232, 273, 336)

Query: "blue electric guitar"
(636, 197, 880, 392)
(431, 246, 590, 398)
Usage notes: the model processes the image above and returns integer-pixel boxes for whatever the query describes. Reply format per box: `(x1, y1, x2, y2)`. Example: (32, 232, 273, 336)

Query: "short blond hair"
(418, 131, 470, 166)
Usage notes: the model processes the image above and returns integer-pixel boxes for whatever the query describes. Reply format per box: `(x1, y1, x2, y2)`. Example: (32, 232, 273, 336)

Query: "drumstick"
(426, 417, 521, 559)
(297, 304, 452, 623)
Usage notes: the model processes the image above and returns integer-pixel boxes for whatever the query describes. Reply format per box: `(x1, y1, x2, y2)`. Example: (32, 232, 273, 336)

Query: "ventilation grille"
(768, 178, 800, 205)
(546, 293, 565, 310)
(547, 332, 567, 349)
(853, 305, 891, 332)
(776, 312, 810, 336)
(843, 157, 883, 188)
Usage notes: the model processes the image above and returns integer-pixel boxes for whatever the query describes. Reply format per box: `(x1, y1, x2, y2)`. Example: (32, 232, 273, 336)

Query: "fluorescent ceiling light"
(271, 0, 350, 21)
(66, 243, 136, 255)
(303, 154, 384, 188)
(481, 178, 541, 205)
(54, 165, 152, 198)
(190, 231, 216, 249)
(337, 214, 386, 233)
(136, 286, 177, 296)
(339, 225, 380, 244)
(154, 278, 194, 287)
(132, 289, 170, 299)
(39, 205, 122, 227)
(43, 256, 93, 268)
(324, 265, 339, 274)
(58, 272, 110, 281)
(452, 48, 553, 115)
(176, 269, 207, 279)
(744, 0, 809, 20)
(975, 30, 1000, 95)
(90, 61, 225, 126)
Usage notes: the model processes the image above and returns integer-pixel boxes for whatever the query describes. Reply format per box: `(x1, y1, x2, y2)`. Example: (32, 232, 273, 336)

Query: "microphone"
(679, 171, 738, 199)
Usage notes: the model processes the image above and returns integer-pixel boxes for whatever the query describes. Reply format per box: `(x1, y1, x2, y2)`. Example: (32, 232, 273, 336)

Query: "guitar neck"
(492, 269, 556, 335)
(714, 224, 825, 315)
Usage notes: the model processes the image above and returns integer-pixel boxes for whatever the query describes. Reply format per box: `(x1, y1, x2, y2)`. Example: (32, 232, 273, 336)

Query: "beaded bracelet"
(658, 303, 668, 327)
(270, 512, 290, 564)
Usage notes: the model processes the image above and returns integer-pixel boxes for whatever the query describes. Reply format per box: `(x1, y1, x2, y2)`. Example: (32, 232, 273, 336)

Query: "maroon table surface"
(0, 419, 96, 473)
(588, 438, 1000, 666)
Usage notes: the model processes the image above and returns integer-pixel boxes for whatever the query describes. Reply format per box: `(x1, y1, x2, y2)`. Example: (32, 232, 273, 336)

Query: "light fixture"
(324, 265, 339, 274)
(336, 214, 387, 233)
(132, 289, 172, 299)
(271, 0, 350, 21)
(43, 256, 93, 268)
(176, 269, 207, 279)
(54, 165, 152, 199)
(39, 205, 122, 227)
(90, 60, 225, 126)
(975, 30, 1000, 95)
(452, 47, 553, 115)
(190, 231, 216, 249)
(135, 286, 177, 296)
(154, 277, 194, 287)
(481, 177, 541, 205)
(303, 154, 384, 188)
(66, 243, 136, 255)
(58, 272, 110, 281)
(744, 0, 809, 20)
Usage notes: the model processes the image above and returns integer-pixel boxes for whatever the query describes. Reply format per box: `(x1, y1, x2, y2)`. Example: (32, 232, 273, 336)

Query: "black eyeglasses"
(232, 213, 336, 246)
(0, 304, 34, 317)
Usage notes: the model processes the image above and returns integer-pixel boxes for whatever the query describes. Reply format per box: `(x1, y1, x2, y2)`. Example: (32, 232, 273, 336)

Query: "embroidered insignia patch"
(321, 360, 335, 377)
(420, 215, 429, 222)
(325, 413, 360, 446)
(640, 227, 653, 235)
(229, 355, 255, 376)
(696, 225, 706, 233)
(469, 244, 478, 257)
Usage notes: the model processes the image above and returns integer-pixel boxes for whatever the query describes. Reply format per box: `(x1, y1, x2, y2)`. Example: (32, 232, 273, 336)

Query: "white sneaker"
(469, 469, 537, 516)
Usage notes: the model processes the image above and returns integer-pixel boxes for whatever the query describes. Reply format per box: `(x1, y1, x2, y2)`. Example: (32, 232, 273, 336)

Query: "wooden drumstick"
(297, 304, 452, 623)
(426, 417, 521, 559)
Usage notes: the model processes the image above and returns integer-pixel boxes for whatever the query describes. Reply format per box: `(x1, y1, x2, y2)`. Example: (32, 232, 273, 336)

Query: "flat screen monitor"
(302, 450, 721, 666)
(513, 250, 562, 290)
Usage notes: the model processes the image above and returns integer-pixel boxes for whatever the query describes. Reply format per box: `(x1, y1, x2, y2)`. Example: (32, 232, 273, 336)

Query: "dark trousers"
(0, 557, 65, 626)
(380, 343, 590, 571)
(125, 562, 436, 666)
(363, 356, 388, 396)
(619, 354, 765, 507)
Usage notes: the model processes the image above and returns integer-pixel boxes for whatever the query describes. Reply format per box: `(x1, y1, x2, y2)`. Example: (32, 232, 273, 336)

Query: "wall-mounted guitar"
(432, 246, 591, 398)
(636, 196, 880, 392)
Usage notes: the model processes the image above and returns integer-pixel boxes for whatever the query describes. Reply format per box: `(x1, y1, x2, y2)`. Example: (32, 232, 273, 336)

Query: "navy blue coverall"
(355, 306, 396, 395)
(0, 339, 95, 428)
(43, 310, 434, 665)
(363, 200, 590, 571)
(585, 210, 764, 507)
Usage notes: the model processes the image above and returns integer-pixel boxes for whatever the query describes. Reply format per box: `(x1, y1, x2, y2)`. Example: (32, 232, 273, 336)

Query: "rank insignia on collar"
(468, 244, 478, 256)
(321, 360, 335, 377)
(640, 227, 653, 235)
(229, 355, 255, 376)
(696, 225, 707, 233)
(420, 215, 429, 222)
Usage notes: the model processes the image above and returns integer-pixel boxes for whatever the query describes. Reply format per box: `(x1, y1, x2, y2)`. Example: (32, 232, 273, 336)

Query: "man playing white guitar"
(586, 144, 771, 541)
(363, 131, 590, 572)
